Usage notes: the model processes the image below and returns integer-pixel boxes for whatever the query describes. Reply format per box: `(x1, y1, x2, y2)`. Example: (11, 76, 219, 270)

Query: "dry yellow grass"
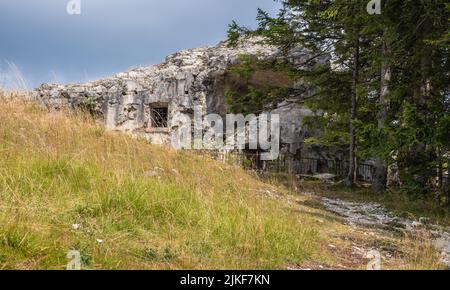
(0, 91, 445, 270)
(0, 94, 327, 269)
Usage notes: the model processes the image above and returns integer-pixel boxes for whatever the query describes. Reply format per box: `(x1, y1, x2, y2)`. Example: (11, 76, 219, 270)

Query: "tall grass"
(0, 61, 29, 91)
(0, 95, 323, 269)
(1, 93, 445, 270)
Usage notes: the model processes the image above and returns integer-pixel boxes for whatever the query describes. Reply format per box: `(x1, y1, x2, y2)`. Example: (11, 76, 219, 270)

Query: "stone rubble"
(321, 197, 450, 267)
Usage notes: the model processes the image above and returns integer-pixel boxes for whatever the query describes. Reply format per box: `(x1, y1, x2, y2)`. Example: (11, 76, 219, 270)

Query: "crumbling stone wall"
(35, 39, 277, 145)
(33, 38, 326, 153)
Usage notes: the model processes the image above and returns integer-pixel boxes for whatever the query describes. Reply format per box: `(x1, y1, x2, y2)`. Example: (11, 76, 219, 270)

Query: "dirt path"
(261, 186, 449, 269)
(320, 196, 450, 268)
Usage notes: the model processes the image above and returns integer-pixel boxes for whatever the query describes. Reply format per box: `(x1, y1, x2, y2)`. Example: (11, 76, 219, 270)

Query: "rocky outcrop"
(33, 38, 325, 150)
(35, 39, 272, 144)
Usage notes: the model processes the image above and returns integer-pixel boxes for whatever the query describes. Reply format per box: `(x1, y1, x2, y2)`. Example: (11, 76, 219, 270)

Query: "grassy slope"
(0, 96, 445, 270)
(0, 98, 328, 269)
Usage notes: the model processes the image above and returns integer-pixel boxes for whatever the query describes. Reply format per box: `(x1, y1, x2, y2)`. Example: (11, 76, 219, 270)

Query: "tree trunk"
(447, 157, 450, 207)
(372, 36, 391, 193)
(346, 35, 360, 187)
(402, 20, 433, 193)
(437, 148, 443, 190)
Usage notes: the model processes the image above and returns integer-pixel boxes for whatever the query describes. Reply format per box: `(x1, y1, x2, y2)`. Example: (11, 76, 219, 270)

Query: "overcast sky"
(0, 0, 280, 89)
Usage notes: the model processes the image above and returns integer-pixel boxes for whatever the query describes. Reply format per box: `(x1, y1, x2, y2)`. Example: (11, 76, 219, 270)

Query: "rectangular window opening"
(151, 106, 168, 128)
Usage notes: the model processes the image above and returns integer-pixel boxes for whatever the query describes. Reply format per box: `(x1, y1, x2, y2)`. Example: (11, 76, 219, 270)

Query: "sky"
(0, 0, 280, 89)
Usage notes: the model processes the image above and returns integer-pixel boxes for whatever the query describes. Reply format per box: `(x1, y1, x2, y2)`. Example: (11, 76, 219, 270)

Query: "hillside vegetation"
(0, 95, 325, 269)
(0, 93, 444, 269)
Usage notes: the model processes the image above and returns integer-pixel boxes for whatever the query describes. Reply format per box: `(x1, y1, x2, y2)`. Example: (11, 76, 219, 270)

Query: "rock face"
(33, 38, 322, 151)
(271, 100, 314, 154)
(34, 38, 270, 145)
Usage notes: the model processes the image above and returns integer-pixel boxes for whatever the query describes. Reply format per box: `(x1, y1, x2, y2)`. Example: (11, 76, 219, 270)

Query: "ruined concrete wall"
(34, 38, 284, 145)
(33, 38, 328, 151)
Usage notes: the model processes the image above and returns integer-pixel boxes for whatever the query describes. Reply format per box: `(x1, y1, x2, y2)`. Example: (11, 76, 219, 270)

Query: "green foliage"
(225, 86, 290, 115)
(227, 55, 256, 81)
(303, 114, 349, 149)
(224, 54, 294, 115)
(229, 0, 450, 197)
(80, 94, 98, 116)
(227, 21, 249, 47)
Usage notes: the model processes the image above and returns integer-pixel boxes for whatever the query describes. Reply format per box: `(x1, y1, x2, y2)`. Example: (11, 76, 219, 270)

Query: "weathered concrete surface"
(33, 38, 326, 151)
(271, 100, 314, 154)
(34, 39, 273, 144)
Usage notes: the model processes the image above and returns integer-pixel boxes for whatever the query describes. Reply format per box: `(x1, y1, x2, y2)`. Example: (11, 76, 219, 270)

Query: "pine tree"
(228, 0, 450, 197)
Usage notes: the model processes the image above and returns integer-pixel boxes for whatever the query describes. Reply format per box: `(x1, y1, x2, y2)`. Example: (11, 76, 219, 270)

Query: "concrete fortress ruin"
(34, 38, 323, 155)
(33, 38, 377, 181)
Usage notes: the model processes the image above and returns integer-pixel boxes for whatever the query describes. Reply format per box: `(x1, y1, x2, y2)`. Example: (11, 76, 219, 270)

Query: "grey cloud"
(0, 0, 280, 88)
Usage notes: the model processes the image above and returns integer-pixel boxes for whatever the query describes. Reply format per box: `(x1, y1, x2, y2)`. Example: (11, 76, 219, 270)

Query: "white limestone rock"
(33, 38, 324, 150)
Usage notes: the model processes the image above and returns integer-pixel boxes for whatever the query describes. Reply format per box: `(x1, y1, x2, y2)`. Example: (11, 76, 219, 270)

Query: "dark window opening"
(151, 106, 168, 128)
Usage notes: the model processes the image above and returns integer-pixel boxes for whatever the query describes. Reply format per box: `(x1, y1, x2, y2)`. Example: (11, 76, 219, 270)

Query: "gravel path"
(321, 197, 450, 267)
